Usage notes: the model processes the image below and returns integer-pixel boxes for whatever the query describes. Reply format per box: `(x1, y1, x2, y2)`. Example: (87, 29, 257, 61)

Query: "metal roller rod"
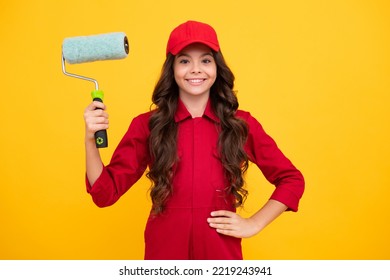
(61, 54, 99, 90)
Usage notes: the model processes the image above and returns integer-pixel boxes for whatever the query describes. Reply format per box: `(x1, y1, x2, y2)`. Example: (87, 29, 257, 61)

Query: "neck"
(179, 93, 209, 118)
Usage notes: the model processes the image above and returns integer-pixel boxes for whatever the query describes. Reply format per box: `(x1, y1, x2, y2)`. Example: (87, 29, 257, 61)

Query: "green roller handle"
(91, 90, 108, 148)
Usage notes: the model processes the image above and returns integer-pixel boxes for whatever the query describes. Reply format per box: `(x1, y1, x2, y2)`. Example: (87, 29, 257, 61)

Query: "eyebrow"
(177, 52, 214, 58)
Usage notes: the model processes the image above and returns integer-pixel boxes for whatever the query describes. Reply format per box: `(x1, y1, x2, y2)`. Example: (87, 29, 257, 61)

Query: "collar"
(174, 97, 220, 123)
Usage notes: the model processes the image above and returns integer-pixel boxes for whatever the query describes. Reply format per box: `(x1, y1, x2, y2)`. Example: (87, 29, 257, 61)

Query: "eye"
(202, 56, 214, 64)
(179, 59, 190, 64)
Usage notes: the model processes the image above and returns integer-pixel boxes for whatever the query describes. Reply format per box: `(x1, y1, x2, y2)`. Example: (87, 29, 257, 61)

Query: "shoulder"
(236, 109, 261, 127)
(126, 110, 153, 136)
(236, 109, 269, 138)
(132, 110, 153, 123)
(236, 109, 251, 120)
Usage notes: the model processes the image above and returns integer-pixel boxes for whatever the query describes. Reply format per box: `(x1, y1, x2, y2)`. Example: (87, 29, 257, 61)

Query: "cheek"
(209, 64, 217, 76)
(174, 74, 184, 89)
(173, 69, 181, 85)
(173, 66, 186, 81)
(209, 67, 217, 84)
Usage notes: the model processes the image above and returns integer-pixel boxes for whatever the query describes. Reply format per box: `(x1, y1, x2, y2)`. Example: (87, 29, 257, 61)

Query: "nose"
(190, 61, 202, 74)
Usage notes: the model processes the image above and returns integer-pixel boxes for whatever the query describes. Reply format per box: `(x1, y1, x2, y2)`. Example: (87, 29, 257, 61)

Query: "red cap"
(166, 20, 220, 55)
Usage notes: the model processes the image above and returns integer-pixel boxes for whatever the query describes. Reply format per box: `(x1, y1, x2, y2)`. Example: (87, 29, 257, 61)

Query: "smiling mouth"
(186, 78, 206, 84)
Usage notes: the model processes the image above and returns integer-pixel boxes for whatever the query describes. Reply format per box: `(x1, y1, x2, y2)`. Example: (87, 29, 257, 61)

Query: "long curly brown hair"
(146, 51, 249, 214)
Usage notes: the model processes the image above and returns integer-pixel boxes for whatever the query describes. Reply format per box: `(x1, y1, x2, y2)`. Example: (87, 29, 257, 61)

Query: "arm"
(208, 199, 287, 238)
(83, 101, 109, 186)
(208, 111, 304, 238)
(84, 110, 151, 207)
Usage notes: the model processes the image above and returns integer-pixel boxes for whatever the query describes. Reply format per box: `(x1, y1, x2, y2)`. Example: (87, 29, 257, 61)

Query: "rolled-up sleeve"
(86, 112, 151, 207)
(239, 111, 305, 212)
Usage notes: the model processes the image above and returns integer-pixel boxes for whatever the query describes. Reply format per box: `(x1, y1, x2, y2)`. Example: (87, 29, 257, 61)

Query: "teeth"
(188, 79, 204, 83)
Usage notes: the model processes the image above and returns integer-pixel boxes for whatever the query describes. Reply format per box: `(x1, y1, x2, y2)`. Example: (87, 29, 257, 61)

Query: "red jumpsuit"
(86, 99, 304, 259)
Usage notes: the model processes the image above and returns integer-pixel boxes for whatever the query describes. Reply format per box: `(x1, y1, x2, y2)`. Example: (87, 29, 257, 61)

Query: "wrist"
(248, 216, 264, 234)
(85, 136, 97, 148)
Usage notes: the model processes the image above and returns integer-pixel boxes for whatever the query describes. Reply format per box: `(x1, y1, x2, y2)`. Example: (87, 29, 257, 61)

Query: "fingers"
(208, 210, 237, 224)
(207, 211, 256, 238)
(215, 228, 235, 236)
(208, 218, 236, 237)
(87, 101, 106, 111)
(207, 211, 239, 235)
(84, 101, 109, 139)
(210, 210, 235, 218)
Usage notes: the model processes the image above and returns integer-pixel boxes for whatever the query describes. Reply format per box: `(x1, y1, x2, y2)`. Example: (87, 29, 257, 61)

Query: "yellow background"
(1, 0, 389, 259)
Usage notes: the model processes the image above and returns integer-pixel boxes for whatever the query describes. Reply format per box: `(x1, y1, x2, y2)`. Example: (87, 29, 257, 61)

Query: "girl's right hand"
(83, 101, 109, 142)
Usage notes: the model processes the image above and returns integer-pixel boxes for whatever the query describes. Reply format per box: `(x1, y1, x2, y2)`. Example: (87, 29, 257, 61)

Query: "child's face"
(173, 43, 217, 101)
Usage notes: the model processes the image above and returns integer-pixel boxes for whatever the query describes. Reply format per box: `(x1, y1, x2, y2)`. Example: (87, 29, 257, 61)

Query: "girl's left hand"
(207, 210, 260, 238)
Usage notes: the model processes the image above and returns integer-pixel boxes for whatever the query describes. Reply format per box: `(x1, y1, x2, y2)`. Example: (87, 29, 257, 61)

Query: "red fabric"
(166, 20, 220, 55)
(86, 98, 304, 259)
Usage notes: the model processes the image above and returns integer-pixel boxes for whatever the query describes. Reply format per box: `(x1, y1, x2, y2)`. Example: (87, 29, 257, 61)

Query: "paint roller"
(62, 32, 129, 148)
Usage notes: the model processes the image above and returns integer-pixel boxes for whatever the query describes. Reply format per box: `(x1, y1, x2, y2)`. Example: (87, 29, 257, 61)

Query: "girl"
(84, 20, 304, 260)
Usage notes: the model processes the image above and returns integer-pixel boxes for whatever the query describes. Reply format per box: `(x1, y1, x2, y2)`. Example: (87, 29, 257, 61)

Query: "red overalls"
(86, 99, 304, 259)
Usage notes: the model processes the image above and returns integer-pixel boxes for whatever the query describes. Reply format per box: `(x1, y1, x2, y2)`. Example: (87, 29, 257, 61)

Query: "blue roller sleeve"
(62, 32, 129, 64)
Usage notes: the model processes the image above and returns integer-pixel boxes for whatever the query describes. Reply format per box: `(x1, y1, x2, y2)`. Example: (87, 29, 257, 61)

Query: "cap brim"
(169, 40, 220, 55)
